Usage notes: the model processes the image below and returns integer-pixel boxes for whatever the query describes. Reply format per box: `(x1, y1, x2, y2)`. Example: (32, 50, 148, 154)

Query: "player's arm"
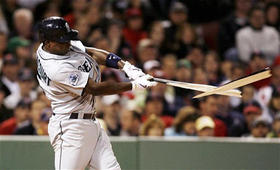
(83, 75, 156, 96)
(83, 79, 131, 96)
(85, 47, 125, 68)
(85, 47, 146, 80)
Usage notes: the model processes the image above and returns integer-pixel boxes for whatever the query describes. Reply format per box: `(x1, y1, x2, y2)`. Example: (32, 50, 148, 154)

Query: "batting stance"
(36, 17, 156, 170)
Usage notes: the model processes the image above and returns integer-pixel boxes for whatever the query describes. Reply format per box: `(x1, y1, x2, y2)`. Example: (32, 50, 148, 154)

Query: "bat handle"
(151, 78, 169, 84)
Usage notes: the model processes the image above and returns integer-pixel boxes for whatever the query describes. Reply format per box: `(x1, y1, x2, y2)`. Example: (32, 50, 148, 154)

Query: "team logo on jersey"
(69, 73, 79, 86)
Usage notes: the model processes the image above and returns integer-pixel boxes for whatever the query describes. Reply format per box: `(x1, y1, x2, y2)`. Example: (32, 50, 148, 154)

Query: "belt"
(52, 112, 96, 120)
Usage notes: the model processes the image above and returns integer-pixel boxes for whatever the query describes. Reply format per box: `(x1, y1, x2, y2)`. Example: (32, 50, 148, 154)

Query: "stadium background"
(0, 0, 280, 169)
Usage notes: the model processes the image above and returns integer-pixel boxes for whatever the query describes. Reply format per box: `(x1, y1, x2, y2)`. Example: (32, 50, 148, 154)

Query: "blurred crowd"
(0, 0, 280, 139)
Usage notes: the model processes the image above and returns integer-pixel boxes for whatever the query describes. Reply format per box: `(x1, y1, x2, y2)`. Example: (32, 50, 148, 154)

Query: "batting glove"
(131, 75, 157, 90)
(122, 61, 146, 80)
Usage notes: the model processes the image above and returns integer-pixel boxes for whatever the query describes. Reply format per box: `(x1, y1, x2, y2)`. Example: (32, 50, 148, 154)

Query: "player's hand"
(122, 61, 146, 80)
(131, 75, 157, 90)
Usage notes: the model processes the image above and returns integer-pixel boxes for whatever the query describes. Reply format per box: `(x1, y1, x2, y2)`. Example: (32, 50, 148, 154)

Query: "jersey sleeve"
(70, 40, 86, 52)
(51, 64, 90, 96)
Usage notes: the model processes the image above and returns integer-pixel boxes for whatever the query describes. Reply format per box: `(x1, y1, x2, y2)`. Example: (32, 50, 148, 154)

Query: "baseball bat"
(152, 78, 242, 97)
(193, 67, 271, 98)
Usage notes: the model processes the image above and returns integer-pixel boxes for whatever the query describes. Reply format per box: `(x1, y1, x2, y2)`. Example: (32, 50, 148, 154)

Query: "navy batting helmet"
(38, 16, 78, 43)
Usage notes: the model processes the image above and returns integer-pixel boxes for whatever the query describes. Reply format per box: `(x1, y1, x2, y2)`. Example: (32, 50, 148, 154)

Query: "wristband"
(106, 53, 121, 69)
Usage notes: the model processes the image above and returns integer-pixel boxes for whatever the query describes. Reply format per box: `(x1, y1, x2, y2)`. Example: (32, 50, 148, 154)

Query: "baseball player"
(36, 16, 156, 170)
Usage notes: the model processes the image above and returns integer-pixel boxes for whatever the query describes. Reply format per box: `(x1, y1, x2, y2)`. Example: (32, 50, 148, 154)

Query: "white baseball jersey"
(38, 41, 121, 170)
(36, 41, 101, 114)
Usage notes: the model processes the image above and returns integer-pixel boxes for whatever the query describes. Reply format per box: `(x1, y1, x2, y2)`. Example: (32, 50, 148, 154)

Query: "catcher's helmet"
(38, 16, 78, 43)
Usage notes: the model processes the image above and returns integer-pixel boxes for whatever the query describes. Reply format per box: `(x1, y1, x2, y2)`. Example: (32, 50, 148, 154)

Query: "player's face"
(47, 41, 71, 55)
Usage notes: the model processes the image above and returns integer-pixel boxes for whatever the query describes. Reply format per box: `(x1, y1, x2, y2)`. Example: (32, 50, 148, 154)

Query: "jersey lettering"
(78, 59, 92, 72)
(37, 59, 51, 85)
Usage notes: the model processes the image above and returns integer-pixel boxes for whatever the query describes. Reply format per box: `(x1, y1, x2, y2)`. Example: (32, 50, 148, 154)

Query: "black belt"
(53, 113, 96, 120)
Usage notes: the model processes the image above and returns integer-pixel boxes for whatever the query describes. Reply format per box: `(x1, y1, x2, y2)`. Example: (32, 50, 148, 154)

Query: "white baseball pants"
(48, 114, 121, 170)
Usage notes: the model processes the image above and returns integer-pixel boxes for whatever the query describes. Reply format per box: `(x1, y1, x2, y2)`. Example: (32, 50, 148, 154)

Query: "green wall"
(0, 136, 279, 170)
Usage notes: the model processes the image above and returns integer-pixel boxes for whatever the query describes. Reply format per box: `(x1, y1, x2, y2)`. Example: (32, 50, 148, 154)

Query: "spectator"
(245, 52, 270, 89)
(218, 0, 251, 60)
(219, 62, 245, 108)
(11, 8, 34, 40)
(92, 36, 111, 52)
(0, 100, 30, 135)
(236, 6, 280, 64)
(148, 21, 165, 53)
(199, 95, 228, 136)
(234, 85, 256, 113)
(36, 108, 52, 135)
(247, 118, 270, 138)
(87, 28, 103, 47)
(193, 68, 208, 85)
(1, 0, 19, 30)
(16, 0, 45, 10)
(127, 0, 154, 29)
(123, 8, 147, 55)
(256, 56, 280, 108)
(267, 113, 280, 137)
(265, 2, 280, 32)
(85, 3, 105, 33)
(143, 60, 161, 76)
(14, 100, 47, 135)
(174, 59, 193, 100)
(74, 16, 91, 44)
(63, 0, 88, 28)
(231, 62, 245, 81)
(142, 94, 173, 127)
(4, 68, 36, 110)
(163, 2, 188, 55)
(111, 0, 128, 21)
(1, 54, 20, 109)
(106, 19, 133, 60)
(18, 68, 37, 102)
(220, 60, 233, 81)
(195, 116, 215, 137)
(267, 91, 280, 118)
(241, 101, 263, 136)
(186, 45, 205, 69)
(175, 59, 192, 83)
(148, 71, 186, 117)
(140, 114, 165, 136)
(7, 36, 31, 68)
(120, 110, 141, 136)
(136, 39, 158, 67)
(41, 2, 61, 19)
(165, 106, 198, 136)
(176, 23, 200, 59)
(216, 95, 246, 137)
(102, 95, 121, 136)
(203, 51, 220, 85)
(161, 54, 177, 80)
